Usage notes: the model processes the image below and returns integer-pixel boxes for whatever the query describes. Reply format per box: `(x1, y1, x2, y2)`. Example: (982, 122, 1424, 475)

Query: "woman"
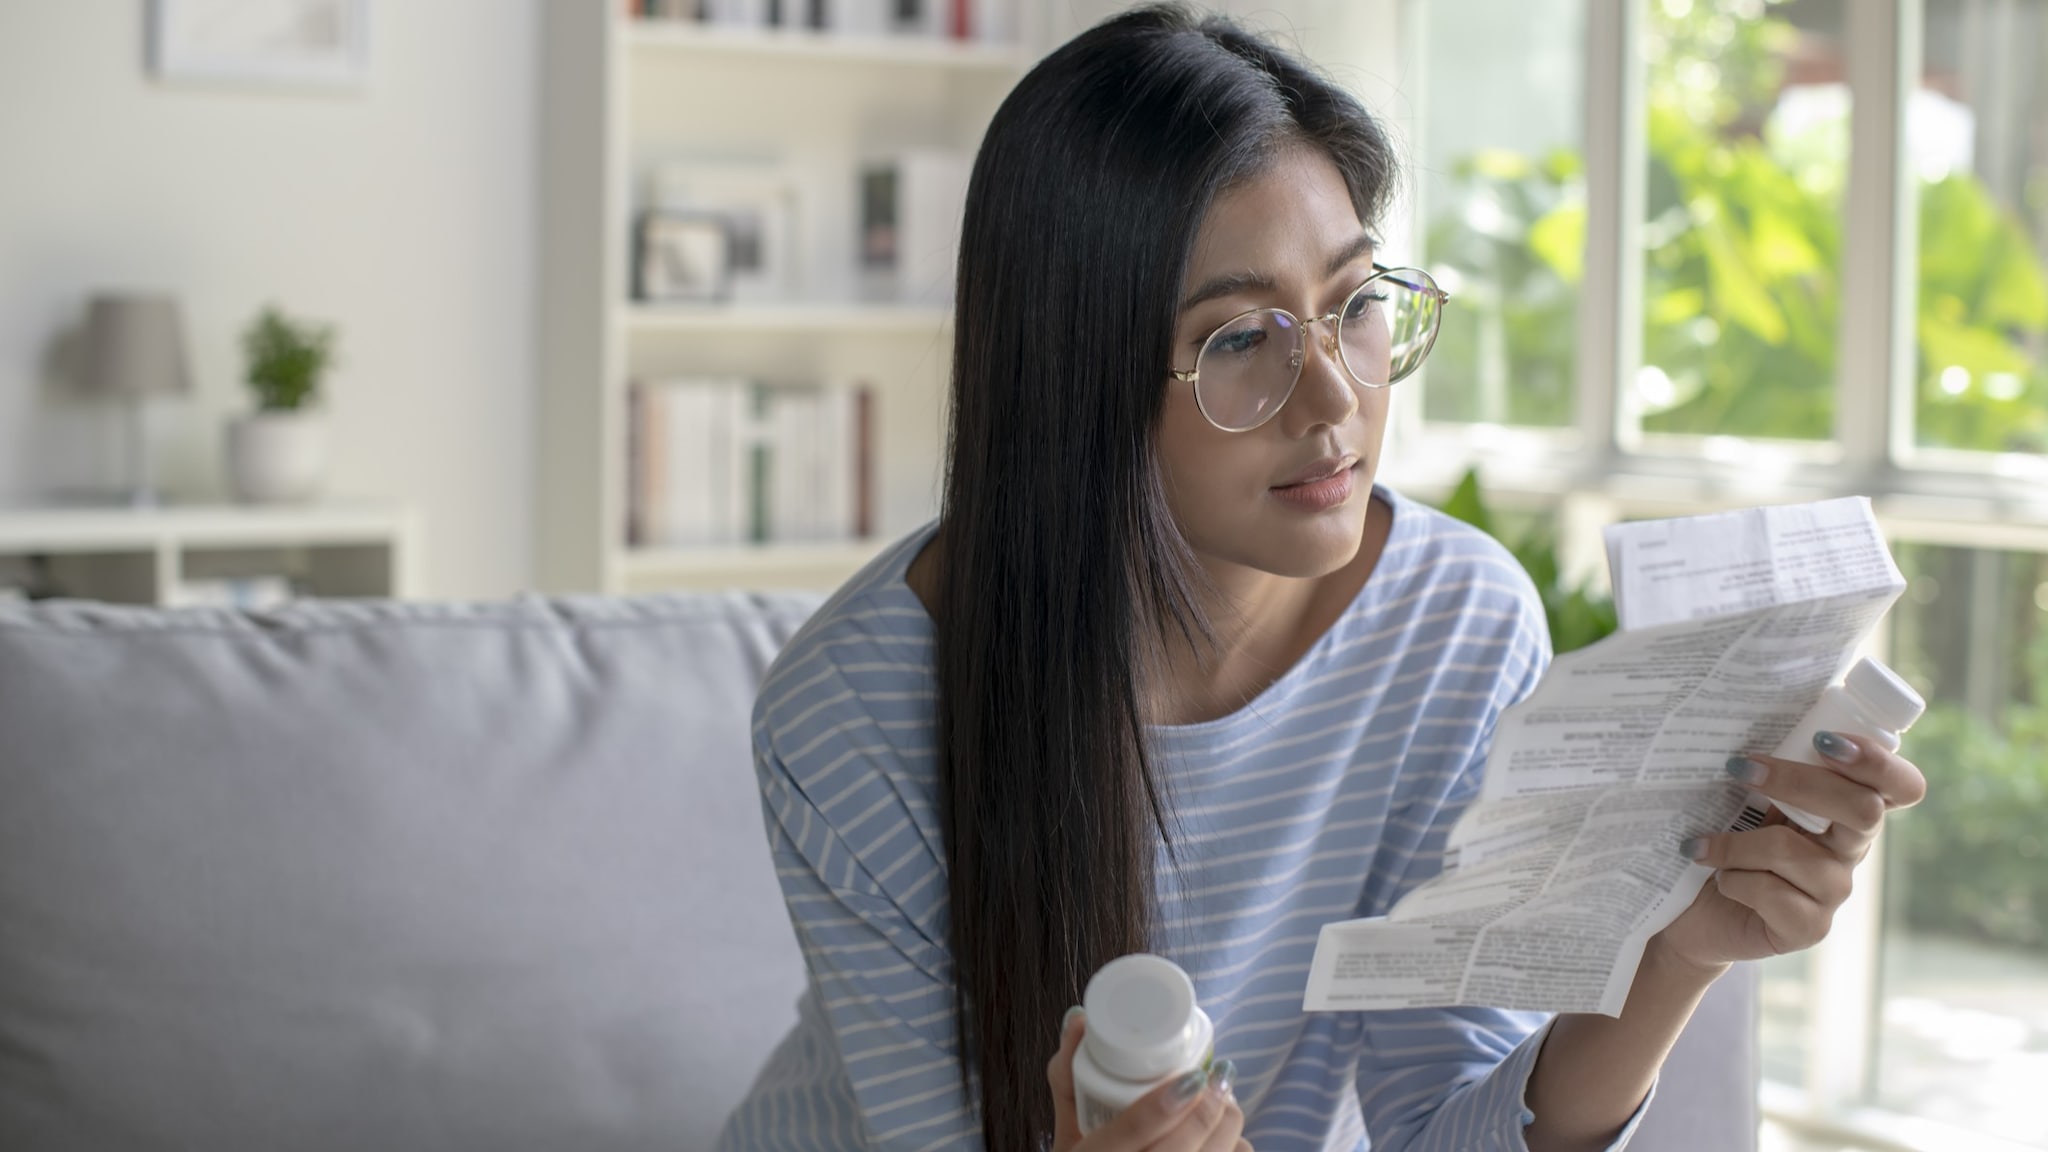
(717, 6, 1925, 1150)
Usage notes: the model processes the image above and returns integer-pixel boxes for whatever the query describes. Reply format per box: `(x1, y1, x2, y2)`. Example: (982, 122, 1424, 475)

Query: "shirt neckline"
(875, 483, 1419, 738)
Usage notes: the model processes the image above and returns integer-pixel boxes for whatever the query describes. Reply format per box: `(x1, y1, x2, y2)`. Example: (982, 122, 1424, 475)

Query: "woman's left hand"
(1650, 733, 1929, 971)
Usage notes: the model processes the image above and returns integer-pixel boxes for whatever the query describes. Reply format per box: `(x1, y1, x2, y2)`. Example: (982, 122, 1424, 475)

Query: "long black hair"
(931, 6, 1400, 1148)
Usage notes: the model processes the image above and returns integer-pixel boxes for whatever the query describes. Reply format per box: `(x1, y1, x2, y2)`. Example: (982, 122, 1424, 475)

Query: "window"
(1912, 0, 2048, 456)
(1417, 0, 1585, 428)
(1875, 542, 2048, 1147)
(1634, 0, 1848, 443)
(1393, 0, 2048, 1147)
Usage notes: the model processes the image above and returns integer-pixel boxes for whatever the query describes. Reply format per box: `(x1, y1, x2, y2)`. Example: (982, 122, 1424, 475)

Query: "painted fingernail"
(1208, 1058, 1237, 1099)
(1171, 1067, 1208, 1105)
(1725, 756, 1767, 785)
(1063, 1005, 1084, 1031)
(1679, 837, 1709, 861)
(1813, 731, 1859, 762)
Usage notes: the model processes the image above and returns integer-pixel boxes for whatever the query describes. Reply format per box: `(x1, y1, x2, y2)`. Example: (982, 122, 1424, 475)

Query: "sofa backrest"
(0, 590, 1757, 1151)
(0, 591, 823, 1152)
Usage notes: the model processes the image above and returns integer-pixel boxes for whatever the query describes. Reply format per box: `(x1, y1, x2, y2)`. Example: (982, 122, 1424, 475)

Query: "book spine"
(660, 381, 681, 547)
(647, 381, 671, 546)
(767, 386, 795, 542)
(818, 381, 852, 541)
(627, 380, 645, 547)
(711, 381, 738, 545)
(801, 388, 826, 540)
(748, 382, 772, 544)
(970, 0, 1012, 43)
(855, 383, 874, 538)
(695, 383, 724, 546)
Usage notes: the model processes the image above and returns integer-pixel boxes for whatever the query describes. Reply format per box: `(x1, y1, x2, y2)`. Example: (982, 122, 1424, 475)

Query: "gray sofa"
(0, 592, 1758, 1150)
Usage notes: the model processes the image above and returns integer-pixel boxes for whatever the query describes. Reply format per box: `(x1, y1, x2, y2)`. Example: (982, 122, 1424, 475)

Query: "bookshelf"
(536, 1, 1041, 595)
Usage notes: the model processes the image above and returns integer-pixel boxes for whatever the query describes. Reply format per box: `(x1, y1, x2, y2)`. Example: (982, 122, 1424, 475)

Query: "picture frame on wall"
(634, 211, 734, 304)
(149, 0, 373, 91)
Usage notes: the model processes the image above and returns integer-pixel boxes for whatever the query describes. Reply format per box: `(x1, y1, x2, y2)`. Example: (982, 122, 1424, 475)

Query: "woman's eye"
(1345, 291, 1388, 322)
(1211, 326, 1265, 356)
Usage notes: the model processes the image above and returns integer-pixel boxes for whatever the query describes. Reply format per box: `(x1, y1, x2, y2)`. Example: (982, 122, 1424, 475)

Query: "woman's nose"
(1281, 319, 1359, 432)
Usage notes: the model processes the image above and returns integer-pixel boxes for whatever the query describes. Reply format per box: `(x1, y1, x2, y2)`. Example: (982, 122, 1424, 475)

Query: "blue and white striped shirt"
(718, 486, 1653, 1151)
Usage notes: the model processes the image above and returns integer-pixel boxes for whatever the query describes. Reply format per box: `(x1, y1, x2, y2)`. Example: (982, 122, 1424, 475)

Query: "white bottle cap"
(1843, 658, 1926, 731)
(1082, 953, 1203, 1081)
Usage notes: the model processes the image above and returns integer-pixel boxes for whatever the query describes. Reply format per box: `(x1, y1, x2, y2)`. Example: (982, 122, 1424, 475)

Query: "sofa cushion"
(0, 591, 821, 1151)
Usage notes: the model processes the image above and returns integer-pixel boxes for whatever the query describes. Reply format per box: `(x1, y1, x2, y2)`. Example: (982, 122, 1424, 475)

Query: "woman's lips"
(1270, 461, 1359, 512)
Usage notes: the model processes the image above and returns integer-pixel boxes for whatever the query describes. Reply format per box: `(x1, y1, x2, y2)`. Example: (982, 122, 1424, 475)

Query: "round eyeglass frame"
(1168, 262, 1450, 433)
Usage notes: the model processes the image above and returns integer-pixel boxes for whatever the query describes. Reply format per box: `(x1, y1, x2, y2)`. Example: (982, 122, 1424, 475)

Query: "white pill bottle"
(1071, 953, 1214, 1134)
(1767, 657, 1926, 834)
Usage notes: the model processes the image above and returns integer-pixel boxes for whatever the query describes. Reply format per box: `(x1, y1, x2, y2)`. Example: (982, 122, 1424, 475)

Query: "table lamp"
(79, 293, 191, 508)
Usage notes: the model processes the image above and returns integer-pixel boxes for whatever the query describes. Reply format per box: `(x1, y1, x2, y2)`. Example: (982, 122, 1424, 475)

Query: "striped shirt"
(717, 485, 1654, 1151)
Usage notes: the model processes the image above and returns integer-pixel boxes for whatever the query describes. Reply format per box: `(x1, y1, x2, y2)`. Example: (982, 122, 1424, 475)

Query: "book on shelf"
(859, 149, 972, 306)
(628, 376, 875, 551)
(631, 0, 1019, 45)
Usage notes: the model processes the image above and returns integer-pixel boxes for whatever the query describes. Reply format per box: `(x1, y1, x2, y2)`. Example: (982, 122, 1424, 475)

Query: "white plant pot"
(226, 410, 328, 504)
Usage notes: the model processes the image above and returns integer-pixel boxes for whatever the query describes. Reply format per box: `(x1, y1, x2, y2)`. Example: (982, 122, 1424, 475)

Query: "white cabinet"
(0, 504, 419, 606)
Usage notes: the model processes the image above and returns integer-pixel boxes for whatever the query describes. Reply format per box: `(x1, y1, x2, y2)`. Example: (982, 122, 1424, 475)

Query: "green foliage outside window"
(1425, 0, 2048, 449)
(1885, 547, 2048, 951)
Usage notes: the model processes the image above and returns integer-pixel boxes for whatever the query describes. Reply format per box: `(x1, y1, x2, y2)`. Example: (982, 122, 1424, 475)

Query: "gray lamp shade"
(79, 294, 192, 398)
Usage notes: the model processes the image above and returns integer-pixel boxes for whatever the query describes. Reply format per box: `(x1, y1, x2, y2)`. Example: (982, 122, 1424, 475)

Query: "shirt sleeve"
(721, 726, 980, 1152)
(1353, 589, 1657, 1152)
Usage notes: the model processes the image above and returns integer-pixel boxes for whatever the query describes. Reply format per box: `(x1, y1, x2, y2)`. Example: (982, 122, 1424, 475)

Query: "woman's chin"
(1198, 505, 1371, 581)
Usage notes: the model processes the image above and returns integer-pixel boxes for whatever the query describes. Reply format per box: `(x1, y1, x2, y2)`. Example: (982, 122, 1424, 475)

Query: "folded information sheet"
(1302, 497, 1906, 1017)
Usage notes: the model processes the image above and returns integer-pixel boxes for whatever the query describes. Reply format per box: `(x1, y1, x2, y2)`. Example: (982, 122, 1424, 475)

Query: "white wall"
(0, 1, 538, 601)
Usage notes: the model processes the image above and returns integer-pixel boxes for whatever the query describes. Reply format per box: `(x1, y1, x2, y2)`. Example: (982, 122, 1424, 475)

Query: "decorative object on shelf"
(634, 210, 734, 303)
(77, 292, 194, 509)
(648, 160, 804, 302)
(858, 149, 972, 305)
(227, 304, 335, 505)
(149, 0, 373, 91)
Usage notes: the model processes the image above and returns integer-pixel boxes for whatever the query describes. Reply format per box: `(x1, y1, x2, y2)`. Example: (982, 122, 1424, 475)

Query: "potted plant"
(227, 304, 335, 504)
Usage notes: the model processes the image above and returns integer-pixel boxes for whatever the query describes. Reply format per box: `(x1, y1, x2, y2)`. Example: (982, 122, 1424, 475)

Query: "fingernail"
(1679, 837, 1709, 861)
(1063, 1005, 1084, 1029)
(1813, 731, 1859, 762)
(1725, 756, 1767, 785)
(1208, 1058, 1237, 1099)
(1171, 1067, 1208, 1105)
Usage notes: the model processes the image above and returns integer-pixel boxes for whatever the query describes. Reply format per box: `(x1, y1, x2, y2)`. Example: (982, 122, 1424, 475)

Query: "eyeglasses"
(1168, 263, 1450, 433)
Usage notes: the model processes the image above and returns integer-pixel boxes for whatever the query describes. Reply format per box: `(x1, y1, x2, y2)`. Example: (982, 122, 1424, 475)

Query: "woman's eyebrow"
(1177, 232, 1382, 314)
(1325, 232, 1378, 277)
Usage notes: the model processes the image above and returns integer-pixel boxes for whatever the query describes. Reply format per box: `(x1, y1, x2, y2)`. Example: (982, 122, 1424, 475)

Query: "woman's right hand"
(1047, 1009, 1250, 1152)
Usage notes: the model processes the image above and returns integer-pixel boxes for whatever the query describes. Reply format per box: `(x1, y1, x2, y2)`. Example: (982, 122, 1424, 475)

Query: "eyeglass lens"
(1193, 271, 1441, 432)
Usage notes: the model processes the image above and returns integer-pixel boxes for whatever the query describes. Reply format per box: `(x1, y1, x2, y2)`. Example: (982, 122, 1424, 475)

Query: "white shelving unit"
(0, 503, 419, 606)
(536, 2, 1041, 594)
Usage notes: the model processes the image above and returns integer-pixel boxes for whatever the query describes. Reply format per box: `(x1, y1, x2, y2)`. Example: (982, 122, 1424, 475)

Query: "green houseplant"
(226, 305, 337, 504)
(1437, 467, 1619, 656)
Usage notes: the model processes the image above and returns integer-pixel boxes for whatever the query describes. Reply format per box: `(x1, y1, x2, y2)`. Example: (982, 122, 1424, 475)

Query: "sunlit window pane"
(1912, 0, 2048, 454)
(1876, 542, 2048, 1147)
(1758, 951, 1812, 1090)
(1633, 0, 1847, 441)
(1417, 0, 1585, 427)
